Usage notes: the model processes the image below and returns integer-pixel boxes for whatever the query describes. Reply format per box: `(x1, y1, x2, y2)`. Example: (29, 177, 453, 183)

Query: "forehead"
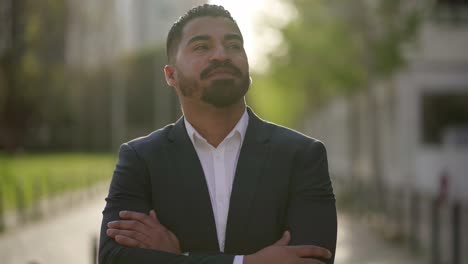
(180, 16, 242, 43)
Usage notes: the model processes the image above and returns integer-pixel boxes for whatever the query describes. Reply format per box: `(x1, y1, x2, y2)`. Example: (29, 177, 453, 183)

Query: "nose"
(209, 45, 229, 62)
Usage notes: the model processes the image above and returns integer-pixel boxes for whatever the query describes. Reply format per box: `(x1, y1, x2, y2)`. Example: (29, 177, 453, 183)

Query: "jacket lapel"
(166, 117, 219, 250)
(224, 109, 271, 253)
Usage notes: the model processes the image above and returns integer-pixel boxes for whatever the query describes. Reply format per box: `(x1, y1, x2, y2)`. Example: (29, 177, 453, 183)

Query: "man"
(99, 4, 337, 264)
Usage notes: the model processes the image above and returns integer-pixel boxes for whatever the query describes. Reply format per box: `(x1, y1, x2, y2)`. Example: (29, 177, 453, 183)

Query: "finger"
(107, 220, 152, 235)
(273, 231, 291, 246)
(149, 210, 160, 224)
(107, 228, 150, 248)
(299, 259, 326, 264)
(114, 234, 147, 249)
(288, 245, 332, 259)
(168, 230, 180, 245)
(107, 228, 149, 241)
(119, 211, 157, 228)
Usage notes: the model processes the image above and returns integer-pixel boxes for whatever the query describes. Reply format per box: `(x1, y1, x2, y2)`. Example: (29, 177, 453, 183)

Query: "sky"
(207, 0, 297, 72)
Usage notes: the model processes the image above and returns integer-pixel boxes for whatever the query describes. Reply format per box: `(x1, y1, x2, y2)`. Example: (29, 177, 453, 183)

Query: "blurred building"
(0, 1, 11, 55)
(66, 0, 205, 67)
(303, 1, 468, 263)
(1, 0, 206, 152)
(61, 0, 204, 150)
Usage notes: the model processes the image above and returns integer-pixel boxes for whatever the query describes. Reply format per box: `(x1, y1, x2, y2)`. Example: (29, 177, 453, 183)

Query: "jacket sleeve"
(98, 143, 235, 264)
(286, 140, 337, 264)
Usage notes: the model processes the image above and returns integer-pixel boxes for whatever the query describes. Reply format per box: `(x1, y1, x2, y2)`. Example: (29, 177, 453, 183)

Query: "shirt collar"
(184, 108, 249, 147)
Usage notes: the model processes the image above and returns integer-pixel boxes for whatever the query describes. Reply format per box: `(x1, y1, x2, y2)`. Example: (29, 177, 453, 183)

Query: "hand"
(244, 231, 332, 264)
(107, 210, 181, 254)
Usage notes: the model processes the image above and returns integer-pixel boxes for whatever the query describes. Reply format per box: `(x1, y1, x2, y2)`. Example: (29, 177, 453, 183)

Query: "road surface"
(0, 196, 428, 264)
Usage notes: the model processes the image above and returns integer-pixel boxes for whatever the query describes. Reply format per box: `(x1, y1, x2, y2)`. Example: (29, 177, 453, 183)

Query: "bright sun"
(207, 0, 296, 73)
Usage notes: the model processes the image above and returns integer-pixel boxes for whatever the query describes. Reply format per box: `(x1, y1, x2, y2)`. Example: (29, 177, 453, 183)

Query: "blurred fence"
(304, 83, 468, 264)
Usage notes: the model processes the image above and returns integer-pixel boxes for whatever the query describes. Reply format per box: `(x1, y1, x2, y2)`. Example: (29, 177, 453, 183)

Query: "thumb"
(273, 231, 291, 246)
(149, 210, 160, 223)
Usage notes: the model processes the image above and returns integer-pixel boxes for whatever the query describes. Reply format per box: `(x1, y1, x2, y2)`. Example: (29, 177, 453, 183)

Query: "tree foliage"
(0, 0, 67, 152)
(249, 0, 422, 126)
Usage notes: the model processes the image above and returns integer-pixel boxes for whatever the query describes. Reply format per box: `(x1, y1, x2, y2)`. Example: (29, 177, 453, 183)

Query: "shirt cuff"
(233, 255, 244, 264)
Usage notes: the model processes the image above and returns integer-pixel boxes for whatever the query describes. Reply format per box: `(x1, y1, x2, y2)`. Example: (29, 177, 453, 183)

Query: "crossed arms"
(99, 140, 337, 264)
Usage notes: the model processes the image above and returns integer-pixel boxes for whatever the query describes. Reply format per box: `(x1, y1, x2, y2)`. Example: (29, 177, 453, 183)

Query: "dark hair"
(166, 4, 239, 63)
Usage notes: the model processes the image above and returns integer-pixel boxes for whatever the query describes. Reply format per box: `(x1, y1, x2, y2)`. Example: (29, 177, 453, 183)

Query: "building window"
(421, 92, 468, 146)
(434, 0, 468, 24)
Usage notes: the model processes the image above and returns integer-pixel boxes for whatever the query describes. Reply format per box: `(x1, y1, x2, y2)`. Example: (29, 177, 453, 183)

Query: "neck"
(183, 100, 246, 148)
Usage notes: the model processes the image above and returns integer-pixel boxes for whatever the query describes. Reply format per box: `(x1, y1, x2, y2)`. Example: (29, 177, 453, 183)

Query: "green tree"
(248, 0, 422, 208)
(0, 0, 67, 152)
(249, 0, 421, 126)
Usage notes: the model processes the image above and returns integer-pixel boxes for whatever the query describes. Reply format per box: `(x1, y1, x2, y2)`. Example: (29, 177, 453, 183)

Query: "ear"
(164, 65, 177, 87)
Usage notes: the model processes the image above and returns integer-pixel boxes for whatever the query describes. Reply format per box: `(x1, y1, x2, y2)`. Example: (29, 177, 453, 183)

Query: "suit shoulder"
(266, 121, 324, 147)
(263, 122, 328, 163)
(123, 123, 174, 153)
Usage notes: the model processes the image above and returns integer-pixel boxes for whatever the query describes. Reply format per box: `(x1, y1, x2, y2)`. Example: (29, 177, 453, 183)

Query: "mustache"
(200, 61, 242, 80)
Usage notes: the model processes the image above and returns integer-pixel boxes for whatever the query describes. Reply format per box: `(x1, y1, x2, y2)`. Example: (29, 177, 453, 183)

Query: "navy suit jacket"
(99, 108, 337, 264)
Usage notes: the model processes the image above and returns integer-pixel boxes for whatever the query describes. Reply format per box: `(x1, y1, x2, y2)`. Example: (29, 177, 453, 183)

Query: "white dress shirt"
(184, 109, 249, 264)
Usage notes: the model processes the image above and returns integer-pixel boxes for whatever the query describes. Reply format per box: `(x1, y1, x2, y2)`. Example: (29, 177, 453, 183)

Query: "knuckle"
(115, 221, 123, 228)
(115, 235, 126, 243)
(136, 232, 146, 242)
(155, 227, 164, 235)
(133, 214, 143, 221)
(141, 234, 150, 244)
(129, 220, 138, 228)
(136, 212, 147, 220)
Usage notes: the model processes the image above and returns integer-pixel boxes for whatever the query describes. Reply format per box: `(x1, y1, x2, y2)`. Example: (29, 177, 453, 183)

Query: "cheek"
(235, 54, 249, 70)
(184, 62, 204, 78)
(178, 53, 206, 73)
(238, 61, 250, 75)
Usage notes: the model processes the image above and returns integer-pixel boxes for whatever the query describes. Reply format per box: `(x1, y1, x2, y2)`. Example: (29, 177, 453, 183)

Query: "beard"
(176, 65, 250, 108)
(201, 75, 250, 108)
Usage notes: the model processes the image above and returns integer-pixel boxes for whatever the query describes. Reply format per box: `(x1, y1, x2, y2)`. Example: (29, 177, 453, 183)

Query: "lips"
(200, 63, 242, 80)
(206, 68, 236, 77)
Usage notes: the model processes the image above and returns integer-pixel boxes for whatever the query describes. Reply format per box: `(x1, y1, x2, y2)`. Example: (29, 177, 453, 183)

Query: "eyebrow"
(186, 33, 244, 46)
(187, 35, 211, 46)
(225, 33, 243, 43)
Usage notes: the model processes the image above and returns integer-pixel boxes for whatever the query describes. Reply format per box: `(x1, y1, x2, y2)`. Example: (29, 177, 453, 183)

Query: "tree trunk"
(0, 0, 28, 153)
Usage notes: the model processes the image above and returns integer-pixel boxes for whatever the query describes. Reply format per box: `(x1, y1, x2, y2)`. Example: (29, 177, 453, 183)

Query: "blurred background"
(1, 0, 467, 263)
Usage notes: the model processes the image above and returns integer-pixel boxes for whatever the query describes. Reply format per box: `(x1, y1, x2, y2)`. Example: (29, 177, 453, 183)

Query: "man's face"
(166, 16, 250, 108)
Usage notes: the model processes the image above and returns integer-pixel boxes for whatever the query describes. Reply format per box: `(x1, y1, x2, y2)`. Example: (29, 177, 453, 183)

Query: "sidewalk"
(0, 194, 105, 264)
(0, 198, 429, 264)
(335, 213, 428, 264)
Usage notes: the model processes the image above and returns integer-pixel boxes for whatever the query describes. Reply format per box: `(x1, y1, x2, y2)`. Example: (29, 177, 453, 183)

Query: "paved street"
(335, 214, 428, 264)
(0, 194, 106, 264)
(0, 197, 427, 264)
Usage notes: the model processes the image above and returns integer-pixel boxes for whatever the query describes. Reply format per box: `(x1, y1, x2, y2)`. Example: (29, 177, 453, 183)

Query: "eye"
(227, 43, 242, 50)
(194, 44, 209, 51)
